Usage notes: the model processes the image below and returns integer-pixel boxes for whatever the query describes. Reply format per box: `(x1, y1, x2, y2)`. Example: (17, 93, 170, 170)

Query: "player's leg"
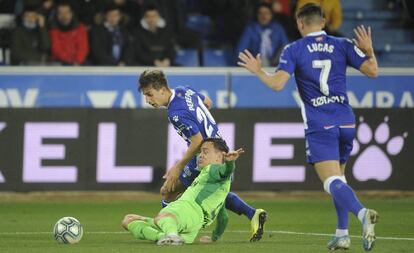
(122, 214, 164, 242)
(156, 200, 204, 245)
(155, 200, 187, 246)
(225, 192, 266, 242)
(340, 126, 379, 251)
(306, 129, 351, 250)
(311, 127, 378, 251)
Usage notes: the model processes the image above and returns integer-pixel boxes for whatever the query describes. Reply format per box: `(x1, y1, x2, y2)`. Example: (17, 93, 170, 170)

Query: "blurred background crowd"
(0, 0, 413, 67)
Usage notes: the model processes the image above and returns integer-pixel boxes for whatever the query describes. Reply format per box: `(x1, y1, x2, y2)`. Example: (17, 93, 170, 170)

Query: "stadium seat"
(203, 49, 233, 67)
(175, 49, 199, 67)
(186, 14, 212, 37)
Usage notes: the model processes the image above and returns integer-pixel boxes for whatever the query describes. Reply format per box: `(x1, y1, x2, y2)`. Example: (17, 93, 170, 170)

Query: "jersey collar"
(167, 89, 176, 108)
(306, 30, 327, 37)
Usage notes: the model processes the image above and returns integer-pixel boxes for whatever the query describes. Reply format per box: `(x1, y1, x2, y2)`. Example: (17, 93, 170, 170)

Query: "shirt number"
(312, 59, 331, 96)
(196, 96, 216, 137)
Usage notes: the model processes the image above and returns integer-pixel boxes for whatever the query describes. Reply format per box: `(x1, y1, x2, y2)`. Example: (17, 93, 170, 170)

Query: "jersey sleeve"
(209, 161, 236, 181)
(211, 206, 228, 241)
(170, 109, 200, 139)
(276, 43, 296, 75)
(344, 39, 369, 70)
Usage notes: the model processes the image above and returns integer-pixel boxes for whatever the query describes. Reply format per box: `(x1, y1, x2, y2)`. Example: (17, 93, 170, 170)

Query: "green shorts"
(160, 199, 204, 243)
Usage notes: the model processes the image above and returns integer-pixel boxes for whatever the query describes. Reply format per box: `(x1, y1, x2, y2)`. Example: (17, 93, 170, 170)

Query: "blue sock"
(225, 192, 256, 220)
(333, 198, 348, 230)
(161, 199, 169, 208)
(329, 179, 364, 217)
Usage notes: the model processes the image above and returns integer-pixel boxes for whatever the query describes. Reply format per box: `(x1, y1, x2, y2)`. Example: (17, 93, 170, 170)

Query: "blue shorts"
(305, 126, 355, 164)
(179, 157, 200, 188)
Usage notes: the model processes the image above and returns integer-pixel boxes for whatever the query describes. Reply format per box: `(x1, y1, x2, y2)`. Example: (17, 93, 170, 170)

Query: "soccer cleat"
(157, 234, 185, 246)
(362, 209, 379, 251)
(250, 209, 267, 242)
(327, 235, 351, 250)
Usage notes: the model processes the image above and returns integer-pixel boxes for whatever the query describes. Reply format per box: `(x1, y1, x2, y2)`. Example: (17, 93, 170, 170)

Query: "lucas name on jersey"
(307, 43, 334, 53)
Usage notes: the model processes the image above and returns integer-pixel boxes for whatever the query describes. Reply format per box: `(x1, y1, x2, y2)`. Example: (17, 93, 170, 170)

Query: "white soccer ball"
(53, 217, 83, 244)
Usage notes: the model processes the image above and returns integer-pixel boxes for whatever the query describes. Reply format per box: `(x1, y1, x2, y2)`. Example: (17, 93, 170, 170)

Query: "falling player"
(138, 69, 266, 242)
(238, 3, 379, 251)
(122, 138, 243, 245)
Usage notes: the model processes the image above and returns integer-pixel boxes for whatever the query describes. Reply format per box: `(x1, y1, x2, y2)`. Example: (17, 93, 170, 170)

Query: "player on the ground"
(122, 138, 243, 245)
(238, 3, 379, 251)
(138, 70, 266, 242)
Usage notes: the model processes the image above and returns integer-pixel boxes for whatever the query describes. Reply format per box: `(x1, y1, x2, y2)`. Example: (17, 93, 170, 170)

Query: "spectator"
(11, 5, 50, 65)
(14, 0, 54, 22)
(296, 0, 343, 36)
(89, 4, 133, 66)
(111, 0, 141, 30)
(49, 2, 88, 65)
(201, 0, 254, 47)
(263, 0, 301, 40)
(146, 0, 202, 64)
(237, 3, 288, 66)
(133, 4, 176, 67)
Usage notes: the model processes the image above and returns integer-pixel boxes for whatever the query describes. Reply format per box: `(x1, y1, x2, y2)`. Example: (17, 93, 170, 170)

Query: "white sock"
(335, 229, 349, 237)
(357, 208, 367, 223)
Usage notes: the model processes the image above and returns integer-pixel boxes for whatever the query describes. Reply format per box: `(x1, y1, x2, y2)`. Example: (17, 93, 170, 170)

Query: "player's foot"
(327, 235, 351, 250)
(362, 209, 379, 251)
(250, 209, 267, 242)
(157, 234, 184, 246)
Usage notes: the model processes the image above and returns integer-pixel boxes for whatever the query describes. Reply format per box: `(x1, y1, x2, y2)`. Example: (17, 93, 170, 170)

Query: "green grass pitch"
(1, 193, 413, 253)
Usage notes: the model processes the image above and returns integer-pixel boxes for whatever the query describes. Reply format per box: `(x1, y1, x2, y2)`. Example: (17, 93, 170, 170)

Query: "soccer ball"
(53, 217, 83, 244)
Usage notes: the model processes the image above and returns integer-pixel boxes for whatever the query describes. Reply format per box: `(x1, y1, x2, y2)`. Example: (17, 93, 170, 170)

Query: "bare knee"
(121, 214, 145, 230)
(122, 214, 134, 230)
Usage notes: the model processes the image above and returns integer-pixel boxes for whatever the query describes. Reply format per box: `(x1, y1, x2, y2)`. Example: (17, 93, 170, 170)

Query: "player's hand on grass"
(224, 148, 245, 162)
(199, 235, 213, 243)
(237, 49, 262, 75)
(353, 25, 374, 55)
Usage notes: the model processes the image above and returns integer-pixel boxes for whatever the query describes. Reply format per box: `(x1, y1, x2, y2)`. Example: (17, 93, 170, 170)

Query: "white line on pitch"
(1, 230, 413, 241)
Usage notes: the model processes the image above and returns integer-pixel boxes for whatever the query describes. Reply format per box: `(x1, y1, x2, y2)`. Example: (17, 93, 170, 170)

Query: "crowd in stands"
(0, 0, 411, 66)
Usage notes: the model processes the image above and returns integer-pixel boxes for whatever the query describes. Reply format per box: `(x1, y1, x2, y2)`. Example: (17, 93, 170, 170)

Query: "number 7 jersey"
(277, 31, 368, 132)
(167, 86, 220, 144)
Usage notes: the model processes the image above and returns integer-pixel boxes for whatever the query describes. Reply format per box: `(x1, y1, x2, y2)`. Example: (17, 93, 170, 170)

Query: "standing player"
(122, 138, 243, 245)
(138, 70, 266, 242)
(238, 3, 379, 251)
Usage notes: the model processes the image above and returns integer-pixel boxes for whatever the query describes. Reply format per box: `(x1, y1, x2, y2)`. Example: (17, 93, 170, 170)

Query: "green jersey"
(179, 161, 235, 227)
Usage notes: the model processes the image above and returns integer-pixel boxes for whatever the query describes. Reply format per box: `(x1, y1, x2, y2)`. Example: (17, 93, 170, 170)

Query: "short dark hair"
(56, 2, 73, 11)
(257, 3, 272, 13)
(104, 3, 120, 14)
(138, 70, 169, 91)
(143, 3, 159, 14)
(296, 3, 323, 25)
(23, 5, 38, 14)
(202, 138, 229, 153)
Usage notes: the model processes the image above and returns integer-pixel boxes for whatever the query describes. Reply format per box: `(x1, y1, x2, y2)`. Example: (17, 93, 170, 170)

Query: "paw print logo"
(351, 116, 408, 181)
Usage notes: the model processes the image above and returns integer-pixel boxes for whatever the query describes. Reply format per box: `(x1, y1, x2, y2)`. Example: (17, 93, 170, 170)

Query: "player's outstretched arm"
(353, 25, 378, 78)
(212, 207, 229, 241)
(214, 148, 245, 178)
(199, 207, 229, 244)
(237, 49, 290, 91)
(224, 148, 245, 162)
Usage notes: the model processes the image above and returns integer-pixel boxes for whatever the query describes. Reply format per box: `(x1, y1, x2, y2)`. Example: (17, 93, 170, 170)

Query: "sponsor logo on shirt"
(311, 95, 346, 107)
